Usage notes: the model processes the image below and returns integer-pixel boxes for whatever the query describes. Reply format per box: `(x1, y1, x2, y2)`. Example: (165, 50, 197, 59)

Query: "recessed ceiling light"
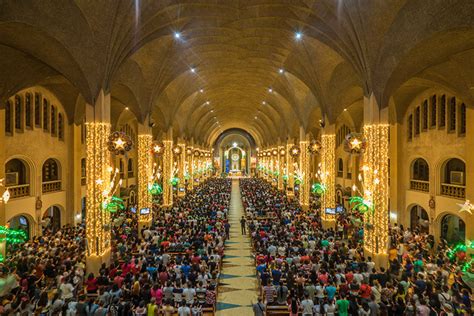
(199, 89, 204, 93)
(174, 32, 181, 39)
(268, 88, 273, 93)
(295, 32, 302, 40)
(279, 68, 284, 74)
(344, 108, 347, 111)
(254, 116, 258, 119)
(190, 68, 196, 73)
(262, 101, 266, 105)
(210, 110, 214, 113)
(206, 101, 210, 105)
(125, 107, 129, 110)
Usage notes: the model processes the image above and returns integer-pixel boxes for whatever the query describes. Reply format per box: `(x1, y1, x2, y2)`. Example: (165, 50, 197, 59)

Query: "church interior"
(0, 1, 474, 315)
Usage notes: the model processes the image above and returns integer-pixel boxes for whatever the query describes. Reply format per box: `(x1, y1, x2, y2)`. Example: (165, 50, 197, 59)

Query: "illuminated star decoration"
(107, 131, 133, 155)
(457, 200, 474, 215)
(343, 132, 367, 155)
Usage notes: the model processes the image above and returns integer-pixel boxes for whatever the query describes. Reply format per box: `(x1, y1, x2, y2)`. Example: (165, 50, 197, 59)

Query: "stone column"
(321, 124, 336, 228)
(177, 141, 186, 197)
(187, 146, 194, 191)
(299, 132, 310, 210)
(278, 146, 285, 191)
(463, 106, 474, 243)
(286, 142, 295, 198)
(137, 122, 153, 231)
(85, 90, 111, 274)
(162, 129, 173, 207)
(68, 124, 83, 225)
(0, 108, 6, 258)
(363, 94, 390, 267)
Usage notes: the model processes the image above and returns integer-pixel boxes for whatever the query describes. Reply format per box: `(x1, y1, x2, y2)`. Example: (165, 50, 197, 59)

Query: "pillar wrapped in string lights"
(186, 147, 193, 191)
(286, 143, 295, 198)
(137, 134, 153, 222)
(299, 140, 310, 209)
(320, 133, 336, 221)
(362, 124, 389, 256)
(174, 143, 186, 197)
(162, 140, 173, 207)
(278, 147, 285, 190)
(85, 122, 111, 257)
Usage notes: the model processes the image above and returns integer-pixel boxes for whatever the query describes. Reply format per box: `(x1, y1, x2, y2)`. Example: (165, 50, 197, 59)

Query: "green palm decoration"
(349, 196, 372, 214)
(102, 196, 125, 213)
(311, 183, 326, 195)
(148, 182, 163, 195)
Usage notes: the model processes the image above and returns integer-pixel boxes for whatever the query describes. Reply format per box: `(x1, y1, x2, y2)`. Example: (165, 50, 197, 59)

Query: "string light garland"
(86, 122, 111, 256)
(278, 146, 285, 190)
(138, 134, 153, 222)
(308, 140, 322, 154)
(321, 134, 336, 221)
(299, 140, 310, 208)
(362, 124, 389, 255)
(0, 179, 10, 204)
(162, 140, 173, 206)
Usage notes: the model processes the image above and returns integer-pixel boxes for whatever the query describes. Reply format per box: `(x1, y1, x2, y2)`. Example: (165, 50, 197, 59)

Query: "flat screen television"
(139, 208, 150, 215)
(325, 207, 336, 215)
(130, 207, 137, 213)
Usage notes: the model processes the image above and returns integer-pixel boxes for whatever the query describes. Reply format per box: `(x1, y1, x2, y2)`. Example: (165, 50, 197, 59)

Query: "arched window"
(430, 95, 436, 128)
(119, 159, 124, 176)
(441, 158, 466, 199)
(43, 98, 49, 131)
(127, 158, 134, 177)
(337, 158, 344, 178)
(459, 103, 466, 136)
(80, 158, 86, 178)
(410, 205, 429, 233)
(448, 97, 456, 132)
(14, 95, 22, 130)
(42, 159, 59, 182)
(5, 100, 12, 134)
(25, 93, 32, 128)
(346, 158, 353, 179)
(412, 158, 429, 181)
(414, 106, 420, 136)
(34, 93, 41, 127)
(441, 214, 465, 244)
(422, 100, 428, 131)
(5, 159, 29, 185)
(439, 95, 446, 128)
(50, 105, 57, 135)
(407, 114, 413, 140)
(58, 113, 64, 140)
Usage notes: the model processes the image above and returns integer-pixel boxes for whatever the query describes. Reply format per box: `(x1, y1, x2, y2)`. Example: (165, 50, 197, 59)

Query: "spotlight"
(262, 101, 266, 105)
(206, 101, 210, 105)
(295, 32, 302, 40)
(174, 32, 181, 39)
(254, 116, 258, 119)
(268, 88, 273, 93)
(125, 107, 129, 110)
(190, 68, 196, 73)
(199, 89, 204, 93)
(279, 68, 284, 74)
(210, 110, 214, 113)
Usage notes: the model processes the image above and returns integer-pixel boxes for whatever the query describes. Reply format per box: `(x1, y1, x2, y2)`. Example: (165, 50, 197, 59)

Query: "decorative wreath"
(186, 147, 193, 156)
(308, 140, 322, 154)
(343, 132, 367, 155)
(193, 150, 201, 157)
(289, 145, 300, 157)
(152, 142, 164, 156)
(172, 145, 182, 155)
(107, 131, 133, 155)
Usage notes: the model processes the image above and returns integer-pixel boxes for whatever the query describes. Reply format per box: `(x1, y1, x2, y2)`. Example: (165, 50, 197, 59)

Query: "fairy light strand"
(321, 134, 336, 221)
(299, 140, 310, 208)
(138, 134, 153, 222)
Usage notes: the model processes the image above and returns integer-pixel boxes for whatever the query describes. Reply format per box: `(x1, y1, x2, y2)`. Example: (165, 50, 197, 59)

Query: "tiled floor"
(216, 179, 258, 315)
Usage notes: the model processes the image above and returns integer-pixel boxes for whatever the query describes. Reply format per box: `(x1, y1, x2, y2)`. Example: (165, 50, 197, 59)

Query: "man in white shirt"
(301, 294, 314, 316)
(182, 283, 196, 305)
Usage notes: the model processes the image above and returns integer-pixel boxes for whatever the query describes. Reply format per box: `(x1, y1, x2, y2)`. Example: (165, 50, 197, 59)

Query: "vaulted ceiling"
(1, 0, 474, 146)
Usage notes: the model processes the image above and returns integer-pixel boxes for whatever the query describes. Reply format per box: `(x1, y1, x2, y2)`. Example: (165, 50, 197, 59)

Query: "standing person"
(301, 293, 314, 316)
(336, 294, 350, 316)
(252, 297, 266, 316)
(224, 221, 230, 239)
(240, 216, 247, 235)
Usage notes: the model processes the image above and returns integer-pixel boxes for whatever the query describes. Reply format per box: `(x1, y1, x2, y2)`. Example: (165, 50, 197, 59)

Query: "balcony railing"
(6, 184, 30, 199)
(410, 179, 429, 192)
(441, 183, 465, 199)
(81, 177, 86, 186)
(127, 171, 134, 178)
(42, 180, 61, 193)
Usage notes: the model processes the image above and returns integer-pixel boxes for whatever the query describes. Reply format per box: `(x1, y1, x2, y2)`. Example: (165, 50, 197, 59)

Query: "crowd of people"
(241, 178, 472, 316)
(0, 178, 231, 315)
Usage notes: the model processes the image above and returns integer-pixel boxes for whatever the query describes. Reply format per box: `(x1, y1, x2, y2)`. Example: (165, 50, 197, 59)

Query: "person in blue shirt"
(325, 280, 337, 301)
(181, 262, 191, 279)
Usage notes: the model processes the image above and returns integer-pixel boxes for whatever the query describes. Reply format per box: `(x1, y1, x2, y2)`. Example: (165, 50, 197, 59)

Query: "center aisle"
(216, 179, 258, 315)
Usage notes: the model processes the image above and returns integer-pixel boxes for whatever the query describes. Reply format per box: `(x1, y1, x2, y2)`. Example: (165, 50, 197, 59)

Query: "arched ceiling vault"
(2, 1, 474, 144)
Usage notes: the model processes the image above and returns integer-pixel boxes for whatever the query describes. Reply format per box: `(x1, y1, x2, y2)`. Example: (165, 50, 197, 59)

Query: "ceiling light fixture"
(262, 101, 266, 105)
(199, 89, 204, 93)
(254, 116, 258, 119)
(295, 32, 302, 40)
(190, 68, 196, 73)
(125, 107, 129, 110)
(206, 101, 210, 105)
(268, 88, 273, 93)
(174, 32, 181, 39)
(279, 68, 284, 74)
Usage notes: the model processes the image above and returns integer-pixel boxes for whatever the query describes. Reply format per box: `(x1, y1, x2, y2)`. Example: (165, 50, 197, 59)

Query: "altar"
(229, 170, 242, 177)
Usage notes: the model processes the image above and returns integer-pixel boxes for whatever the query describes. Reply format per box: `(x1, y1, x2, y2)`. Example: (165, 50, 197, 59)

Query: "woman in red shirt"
(85, 273, 98, 293)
